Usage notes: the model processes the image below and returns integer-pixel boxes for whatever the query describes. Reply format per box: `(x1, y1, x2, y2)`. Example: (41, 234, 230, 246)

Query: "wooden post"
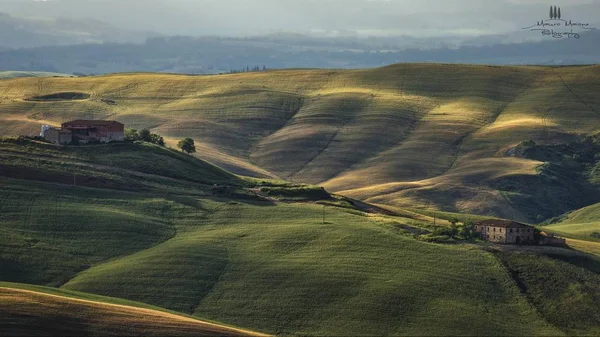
(322, 205, 325, 225)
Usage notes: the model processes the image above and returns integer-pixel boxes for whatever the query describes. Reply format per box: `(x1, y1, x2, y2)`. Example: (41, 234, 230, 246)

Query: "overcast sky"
(1, 0, 599, 36)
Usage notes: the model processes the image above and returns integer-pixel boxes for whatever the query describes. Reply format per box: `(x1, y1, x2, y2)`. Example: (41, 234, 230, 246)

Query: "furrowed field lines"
(2, 64, 599, 221)
(495, 248, 600, 335)
(0, 285, 266, 337)
(0, 180, 179, 286)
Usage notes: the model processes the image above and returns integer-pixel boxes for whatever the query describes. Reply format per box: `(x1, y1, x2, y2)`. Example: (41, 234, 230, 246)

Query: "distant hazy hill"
(0, 30, 598, 73)
(0, 12, 153, 49)
(1, 63, 599, 222)
(0, 71, 72, 79)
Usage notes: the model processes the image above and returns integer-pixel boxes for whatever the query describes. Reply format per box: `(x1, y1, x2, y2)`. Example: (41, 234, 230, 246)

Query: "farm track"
(0, 84, 13, 104)
(541, 69, 586, 140)
(0, 191, 10, 213)
(555, 70, 600, 125)
(288, 100, 364, 180)
(315, 96, 434, 183)
(21, 194, 39, 228)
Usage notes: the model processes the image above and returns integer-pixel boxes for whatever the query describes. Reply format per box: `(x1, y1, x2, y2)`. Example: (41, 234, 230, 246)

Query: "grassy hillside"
(494, 247, 600, 335)
(0, 141, 567, 336)
(1, 64, 599, 221)
(543, 202, 600, 241)
(0, 284, 265, 337)
(0, 139, 245, 286)
(0, 138, 241, 192)
(61, 200, 562, 336)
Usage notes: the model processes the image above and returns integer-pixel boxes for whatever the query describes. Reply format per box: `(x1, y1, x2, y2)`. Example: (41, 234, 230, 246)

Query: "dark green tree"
(458, 222, 477, 241)
(150, 134, 165, 146)
(558, 7, 561, 19)
(177, 138, 196, 154)
(124, 128, 140, 141)
(139, 129, 152, 142)
(554, 6, 558, 19)
(550, 6, 553, 19)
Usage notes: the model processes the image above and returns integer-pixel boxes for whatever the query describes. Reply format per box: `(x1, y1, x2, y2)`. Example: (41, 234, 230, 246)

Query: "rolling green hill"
(1, 64, 599, 222)
(543, 202, 600, 241)
(0, 283, 265, 336)
(494, 246, 600, 336)
(0, 138, 241, 192)
(0, 139, 571, 336)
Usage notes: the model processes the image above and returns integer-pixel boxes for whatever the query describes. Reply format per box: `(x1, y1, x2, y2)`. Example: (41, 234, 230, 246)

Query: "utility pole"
(322, 205, 325, 225)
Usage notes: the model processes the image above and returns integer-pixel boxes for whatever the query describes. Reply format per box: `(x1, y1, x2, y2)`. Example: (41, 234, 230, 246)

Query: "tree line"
(126, 128, 196, 154)
(228, 65, 268, 74)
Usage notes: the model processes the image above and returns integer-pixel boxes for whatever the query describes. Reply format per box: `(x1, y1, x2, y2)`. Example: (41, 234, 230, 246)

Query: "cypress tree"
(558, 7, 561, 19)
(550, 6, 553, 19)
(553, 6, 558, 19)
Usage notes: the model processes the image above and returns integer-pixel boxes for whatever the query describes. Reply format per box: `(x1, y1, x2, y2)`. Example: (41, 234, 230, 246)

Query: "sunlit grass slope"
(1, 64, 599, 220)
(61, 200, 559, 336)
(544, 202, 600, 241)
(0, 284, 265, 337)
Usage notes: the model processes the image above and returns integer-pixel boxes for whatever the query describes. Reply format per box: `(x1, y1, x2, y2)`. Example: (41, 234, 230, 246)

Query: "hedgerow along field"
(1, 64, 599, 222)
(0, 139, 568, 336)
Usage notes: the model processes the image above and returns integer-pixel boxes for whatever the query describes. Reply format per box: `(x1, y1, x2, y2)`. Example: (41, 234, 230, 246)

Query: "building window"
(493, 228, 496, 232)
(510, 229, 513, 233)
(516, 228, 520, 233)
(499, 229, 502, 233)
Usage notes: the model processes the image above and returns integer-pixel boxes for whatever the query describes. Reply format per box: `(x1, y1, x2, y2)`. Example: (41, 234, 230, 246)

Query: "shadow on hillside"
(546, 250, 600, 274)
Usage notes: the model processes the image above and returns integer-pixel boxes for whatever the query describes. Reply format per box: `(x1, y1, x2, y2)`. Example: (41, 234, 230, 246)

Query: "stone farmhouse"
(474, 219, 535, 244)
(42, 120, 125, 145)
